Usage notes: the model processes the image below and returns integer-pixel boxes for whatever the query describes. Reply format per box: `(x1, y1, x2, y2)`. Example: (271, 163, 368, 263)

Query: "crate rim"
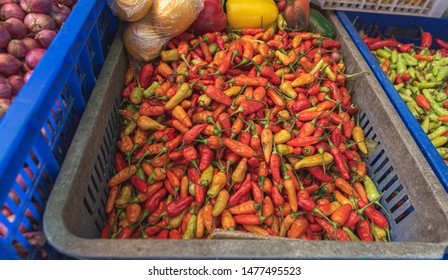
(44, 11, 448, 260)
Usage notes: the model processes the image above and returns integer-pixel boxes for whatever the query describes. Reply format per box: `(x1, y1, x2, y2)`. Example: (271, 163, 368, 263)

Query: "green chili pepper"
(406, 102, 419, 118)
(208, 42, 218, 54)
(428, 126, 447, 140)
(436, 67, 448, 81)
(435, 92, 447, 102)
(421, 116, 430, 133)
(437, 147, 448, 159)
(115, 186, 132, 207)
(394, 83, 405, 91)
(388, 71, 396, 83)
(399, 93, 414, 103)
(136, 167, 146, 181)
(407, 67, 416, 79)
(126, 104, 138, 113)
(189, 182, 196, 197)
(397, 54, 406, 75)
(130, 87, 144, 105)
(342, 226, 360, 241)
(391, 50, 398, 64)
(418, 60, 428, 70)
(432, 121, 443, 131)
(124, 119, 137, 136)
(364, 175, 381, 202)
(431, 136, 448, 148)
(402, 53, 417, 66)
(417, 81, 439, 89)
(376, 49, 391, 59)
(143, 81, 161, 98)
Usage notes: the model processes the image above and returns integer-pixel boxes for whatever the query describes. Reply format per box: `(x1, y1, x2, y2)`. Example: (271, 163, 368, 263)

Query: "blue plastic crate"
(337, 11, 448, 192)
(0, 0, 117, 259)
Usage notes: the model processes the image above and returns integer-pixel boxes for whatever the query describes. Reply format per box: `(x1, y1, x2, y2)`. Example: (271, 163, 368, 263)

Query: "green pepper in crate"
(421, 117, 430, 133)
(391, 50, 398, 64)
(431, 136, 448, 148)
(428, 126, 447, 140)
(396, 54, 406, 75)
(376, 49, 391, 60)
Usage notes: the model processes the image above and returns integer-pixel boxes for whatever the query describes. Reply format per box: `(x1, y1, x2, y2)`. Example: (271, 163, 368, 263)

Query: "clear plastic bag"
(122, 0, 204, 66)
(107, 0, 153, 22)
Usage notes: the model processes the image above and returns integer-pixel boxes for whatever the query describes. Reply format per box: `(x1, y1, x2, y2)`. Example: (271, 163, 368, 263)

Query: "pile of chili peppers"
(362, 32, 448, 162)
(102, 26, 391, 242)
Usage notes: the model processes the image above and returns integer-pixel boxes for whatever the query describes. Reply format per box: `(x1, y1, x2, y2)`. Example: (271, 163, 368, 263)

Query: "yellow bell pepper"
(226, 0, 279, 29)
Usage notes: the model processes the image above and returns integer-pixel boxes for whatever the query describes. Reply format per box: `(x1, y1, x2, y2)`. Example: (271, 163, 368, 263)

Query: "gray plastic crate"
(43, 12, 448, 259)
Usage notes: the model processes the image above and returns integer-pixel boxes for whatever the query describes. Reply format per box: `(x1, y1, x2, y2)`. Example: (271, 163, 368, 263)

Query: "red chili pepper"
(415, 94, 431, 110)
(130, 175, 148, 193)
(329, 138, 351, 180)
(145, 188, 167, 212)
(420, 31, 432, 49)
(199, 145, 213, 171)
(297, 196, 315, 212)
(216, 35, 225, 50)
(358, 200, 389, 228)
(258, 65, 281, 85)
(166, 196, 195, 217)
(306, 166, 334, 182)
(117, 227, 133, 239)
(217, 51, 233, 74)
(228, 174, 252, 207)
(114, 153, 127, 173)
(315, 217, 350, 241)
(139, 64, 154, 89)
(356, 219, 374, 241)
(183, 123, 208, 144)
(435, 38, 448, 50)
(122, 82, 137, 99)
(368, 39, 399, 51)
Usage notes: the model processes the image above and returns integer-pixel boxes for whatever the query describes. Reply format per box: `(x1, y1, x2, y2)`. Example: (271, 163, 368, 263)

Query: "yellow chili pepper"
(164, 83, 192, 110)
(291, 73, 315, 87)
(276, 144, 294, 155)
(232, 158, 248, 183)
(172, 105, 192, 128)
(373, 225, 387, 240)
(275, 50, 291, 66)
(182, 215, 197, 240)
(207, 172, 227, 198)
(224, 86, 243, 97)
(273, 129, 292, 144)
(200, 166, 215, 186)
(226, 0, 279, 29)
(352, 126, 368, 154)
(212, 189, 230, 217)
(279, 82, 297, 99)
(160, 49, 180, 62)
(137, 116, 166, 131)
(294, 152, 334, 170)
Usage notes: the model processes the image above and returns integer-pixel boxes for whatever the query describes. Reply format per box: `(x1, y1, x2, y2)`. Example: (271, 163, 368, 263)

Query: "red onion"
(8, 74, 24, 94)
(1, 3, 25, 21)
(330, 52, 341, 63)
(25, 47, 45, 69)
(0, 25, 12, 48)
(20, 0, 52, 14)
(7, 39, 28, 58)
(35, 29, 56, 48)
(21, 37, 40, 50)
(0, 98, 11, 118)
(0, 53, 20, 76)
(23, 70, 33, 82)
(54, 0, 74, 6)
(50, 3, 70, 28)
(0, 77, 12, 99)
(24, 13, 55, 34)
(4, 18, 27, 39)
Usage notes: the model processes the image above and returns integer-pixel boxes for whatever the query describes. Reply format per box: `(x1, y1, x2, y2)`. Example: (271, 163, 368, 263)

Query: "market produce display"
(101, 1, 391, 241)
(361, 32, 448, 163)
(0, 0, 76, 119)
